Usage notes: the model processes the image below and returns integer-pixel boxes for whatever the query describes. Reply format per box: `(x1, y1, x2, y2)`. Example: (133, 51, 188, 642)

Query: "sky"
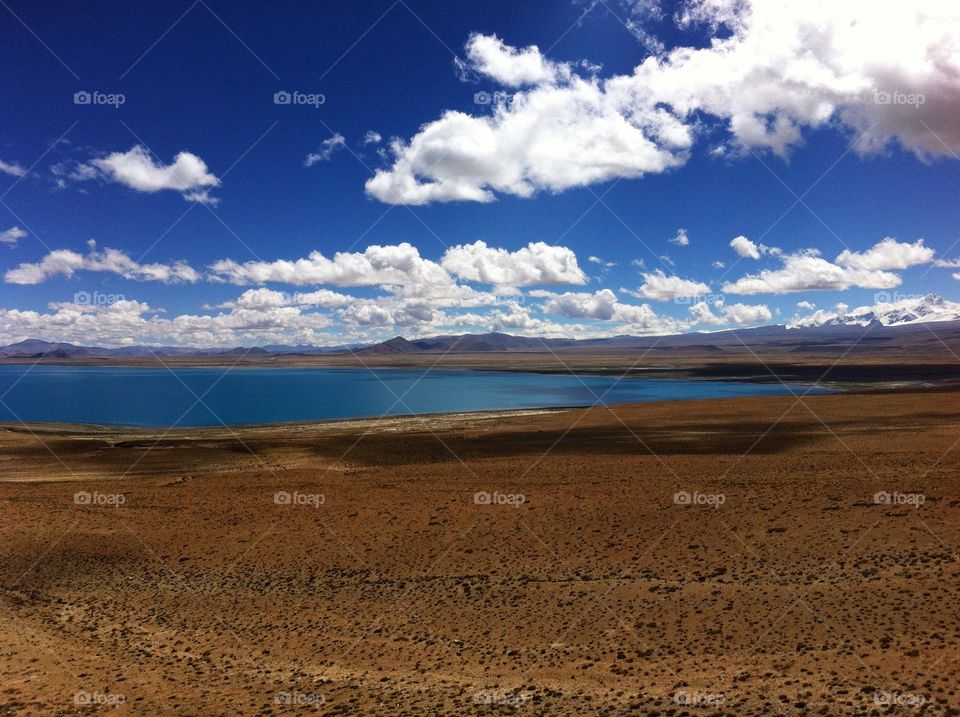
(1, 0, 960, 348)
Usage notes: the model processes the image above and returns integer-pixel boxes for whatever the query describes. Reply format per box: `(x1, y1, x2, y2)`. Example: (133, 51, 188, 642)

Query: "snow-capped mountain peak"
(788, 293, 960, 329)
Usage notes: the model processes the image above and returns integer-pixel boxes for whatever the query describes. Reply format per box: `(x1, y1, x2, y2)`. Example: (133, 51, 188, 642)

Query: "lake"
(0, 365, 831, 427)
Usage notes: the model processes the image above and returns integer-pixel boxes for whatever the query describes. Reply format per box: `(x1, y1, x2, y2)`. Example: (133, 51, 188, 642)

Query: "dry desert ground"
(1, 390, 959, 715)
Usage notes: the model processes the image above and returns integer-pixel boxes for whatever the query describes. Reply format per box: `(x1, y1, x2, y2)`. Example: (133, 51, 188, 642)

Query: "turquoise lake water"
(0, 365, 830, 427)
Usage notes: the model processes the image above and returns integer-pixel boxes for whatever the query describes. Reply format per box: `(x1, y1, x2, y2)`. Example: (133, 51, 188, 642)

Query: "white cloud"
(687, 299, 771, 325)
(181, 189, 219, 206)
(537, 288, 678, 330)
(459, 33, 570, 87)
(90, 145, 220, 202)
(231, 288, 289, 310)
(797, 300, 816, 311)
(933, 257, 960, 268)
(669, 228, 689, 246)
(721, 302, 772, 325)
(588, 255, 617, 268)
(368, 3, 960, 204)
(722, 250, 898, 295)
(636, 269, 710, 300)
(0, 296, 343, 349)
(365, 77, 690, 204)
(0, 227, 27, 246)
(835, 238, 934, 271)
(4, 242, 200, 285)
(209, 242, 453, 288)
(712, 260, 725, 269)
(723, 238, 933, 295)
(305, 134, 347, 166)
(730, 235, 761, 259)
(440, 241, 586, 286)
(0, 159, 26, 177)
(291, 289, 354, 308)
(363, 131, 382, 145)
(536, 288, 619, 320)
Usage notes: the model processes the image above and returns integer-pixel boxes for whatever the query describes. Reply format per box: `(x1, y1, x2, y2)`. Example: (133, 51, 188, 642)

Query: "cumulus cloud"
(722, 251, 896, 295)
(730, 235, 762, 259)
(635, 269, 711, 300)
(367, 2, 960, 204)
(721, 302, 773, 325)
(365, 78, 690, 204)
(209, 242, 453, 288)
(4, 241, 200, 285)
(534, 288, 673, 330)
(0, 159, 26, 177)
(363, 131, 382, 145)
(305, 134, 347, 166)
(89, 145, 220, 203)
(669, 228, 689, 246)
(439, 241, 587, 286)
(0, 296, 342, 349)
(0, 227, 27, 247)
(835, 238, 934, 271)
(687, 299, 771, 325)
(723, 238, 934, 294)
(458, 33, 571, 87)
(535, 288, 619, 320)
(588, 255, 617, 268)
(534, 288, 771, 332)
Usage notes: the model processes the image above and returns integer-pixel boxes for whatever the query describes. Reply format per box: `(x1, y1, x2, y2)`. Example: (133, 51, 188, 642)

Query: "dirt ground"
(1, 390, 959, 715)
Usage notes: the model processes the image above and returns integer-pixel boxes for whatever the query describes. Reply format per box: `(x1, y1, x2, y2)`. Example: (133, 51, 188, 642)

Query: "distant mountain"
(4, 313, 960, 362)
(0, 339, 360, 359)
(355, 332, 578, 355)
(0, 339, 96, 359)
(788, 293, 960, 329)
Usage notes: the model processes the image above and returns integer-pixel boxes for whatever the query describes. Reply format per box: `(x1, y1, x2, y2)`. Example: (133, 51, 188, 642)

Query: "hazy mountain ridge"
(5, 315, 960, 360)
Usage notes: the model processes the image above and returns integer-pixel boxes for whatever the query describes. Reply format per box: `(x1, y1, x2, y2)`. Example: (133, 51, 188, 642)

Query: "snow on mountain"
(788, 293, 960, 329)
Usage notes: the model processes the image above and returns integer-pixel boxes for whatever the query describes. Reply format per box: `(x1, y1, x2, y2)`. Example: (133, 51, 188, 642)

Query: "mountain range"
(787, 293, 960, 328)
(2, 294, 959, 360)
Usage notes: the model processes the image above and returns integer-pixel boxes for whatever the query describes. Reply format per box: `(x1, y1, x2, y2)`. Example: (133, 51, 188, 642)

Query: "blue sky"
(1, 0, 959, 347)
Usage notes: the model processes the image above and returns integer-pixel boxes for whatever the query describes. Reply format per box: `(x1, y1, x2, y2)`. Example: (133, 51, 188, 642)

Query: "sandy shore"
(2, 390, 959, 715)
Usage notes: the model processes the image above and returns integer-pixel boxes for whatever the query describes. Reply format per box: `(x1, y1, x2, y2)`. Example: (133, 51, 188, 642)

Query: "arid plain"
(2, 387, 959, 716)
